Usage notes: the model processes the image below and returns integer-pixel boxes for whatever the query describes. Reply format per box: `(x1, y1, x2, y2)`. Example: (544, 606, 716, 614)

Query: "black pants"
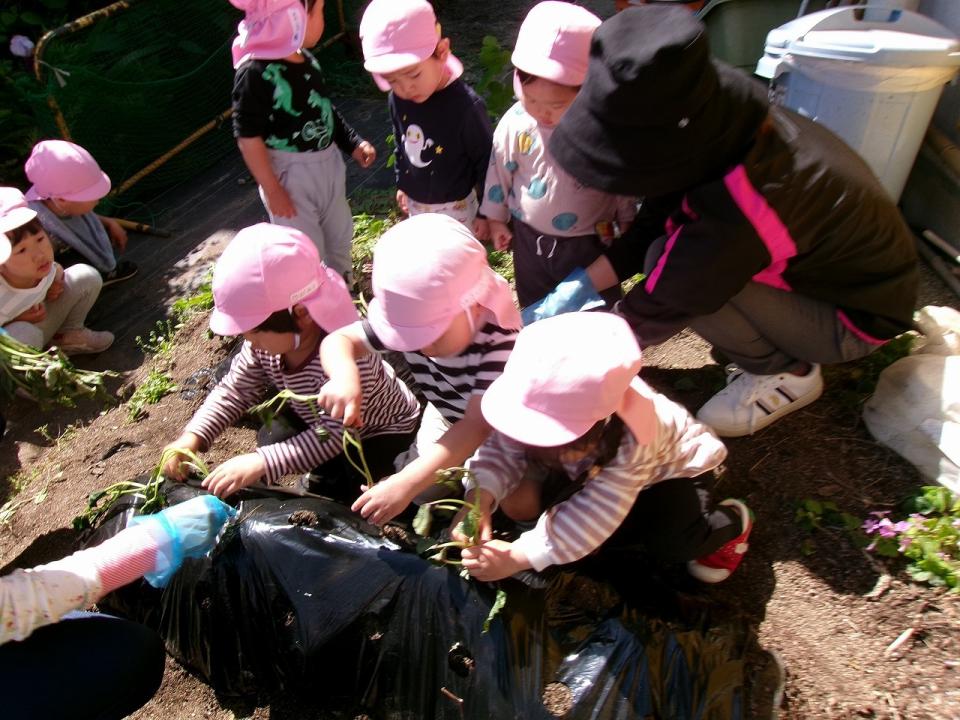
(512, 218, 623, 309)
(539, 469, 741, 564)
(1, 611, 165, 720)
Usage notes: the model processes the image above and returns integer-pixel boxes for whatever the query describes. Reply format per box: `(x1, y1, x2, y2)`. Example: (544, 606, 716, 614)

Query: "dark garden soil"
(2, 0, 960, 717)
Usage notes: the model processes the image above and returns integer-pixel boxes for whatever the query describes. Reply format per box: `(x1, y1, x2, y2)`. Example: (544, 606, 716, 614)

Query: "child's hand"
(317, 377, 363, 427)
(461, 540, 532, 582)
(201, 453, 265, 498)
(102, 217, 128, 252)
(352, 141, 377, 169)
(395, 190, 409, 216)
(351, 475, 415, 526)
(488, 220, 512, 251)
(161, 435, 204, 480)
(450, 488, 494, 544)
(14, 303, 47, 324)
(472, 217, 490, 242)
(264, 184, 297, 218)
(45, 265, 65, 302)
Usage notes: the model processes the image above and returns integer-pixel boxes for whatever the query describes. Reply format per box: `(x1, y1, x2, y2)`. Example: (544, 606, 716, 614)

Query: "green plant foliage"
(476, 35, 514, 121)
(794, 498, 867, 557)
(135, 319, 178, 358)
(127, 369, 177, 421)
(170, 270, 214, 325)
(863, 486, 960, 590)
(0, 331, 116, 407)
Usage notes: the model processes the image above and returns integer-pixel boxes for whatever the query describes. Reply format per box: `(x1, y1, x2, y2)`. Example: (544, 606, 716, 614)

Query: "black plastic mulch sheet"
(90, 484, 745, 719)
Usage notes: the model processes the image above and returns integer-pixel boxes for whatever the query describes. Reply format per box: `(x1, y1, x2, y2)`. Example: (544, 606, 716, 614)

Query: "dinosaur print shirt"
(390, 79, 493, 204)
(232, 51, 361, 154)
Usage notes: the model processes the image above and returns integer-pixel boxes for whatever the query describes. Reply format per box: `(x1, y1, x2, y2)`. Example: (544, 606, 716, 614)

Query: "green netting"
(30, 0, 368, 219)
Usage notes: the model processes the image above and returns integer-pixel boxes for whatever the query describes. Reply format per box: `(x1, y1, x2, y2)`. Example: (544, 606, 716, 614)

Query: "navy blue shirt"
(390, 79, 493, 204)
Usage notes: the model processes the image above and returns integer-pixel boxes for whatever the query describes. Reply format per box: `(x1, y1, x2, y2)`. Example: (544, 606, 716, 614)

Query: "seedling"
(794, 498, 865, 556)
(135, 319, 178, 358)
(0, 331, 115, 407)
(127, 369, 177, 421)
(414, 467, 508, 632)
(72, 446, 209, 531)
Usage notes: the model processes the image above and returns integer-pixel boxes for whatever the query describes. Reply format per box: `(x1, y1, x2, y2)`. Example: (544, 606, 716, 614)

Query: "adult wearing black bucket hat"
(542, 5, 917, 437)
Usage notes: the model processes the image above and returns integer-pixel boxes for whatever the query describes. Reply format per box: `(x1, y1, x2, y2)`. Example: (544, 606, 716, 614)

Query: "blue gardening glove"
(521, 267, 605, 326)
(130, 495, 236, 587)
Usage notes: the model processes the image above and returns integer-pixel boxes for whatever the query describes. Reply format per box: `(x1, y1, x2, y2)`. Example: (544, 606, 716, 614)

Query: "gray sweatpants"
(261, 145, 353, 278)
(4, 264, 103, 348)
(641, 236, 882, 375)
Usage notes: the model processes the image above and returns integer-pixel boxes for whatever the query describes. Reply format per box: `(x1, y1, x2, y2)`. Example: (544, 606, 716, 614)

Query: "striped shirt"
(465, 379, 728, 571)
(362, 319, 517, 423)
(185, 340, 420, 482)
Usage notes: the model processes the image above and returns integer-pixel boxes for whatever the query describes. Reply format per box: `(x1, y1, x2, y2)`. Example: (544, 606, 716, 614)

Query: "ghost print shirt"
(480, 101, 637, 236)
(390, 78, 493, 204)
(232, 50, 361, 154)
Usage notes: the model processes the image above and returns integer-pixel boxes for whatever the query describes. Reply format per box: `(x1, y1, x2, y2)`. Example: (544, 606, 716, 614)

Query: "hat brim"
(481, 374, 592, 447)
(511, 53, 584, 87)
(25, 171, 111, 203)
(209, 307, 267, 337)
(368, 52, 463, 92)
(0, 205, 38, 237)
(550, 61, 767, 197)
(366, 297, 449, 353)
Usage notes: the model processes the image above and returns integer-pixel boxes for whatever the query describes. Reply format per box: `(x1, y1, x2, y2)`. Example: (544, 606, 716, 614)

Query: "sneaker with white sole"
(51, 328, 114, 356)
(696, 364, 823, 437)
(100, 260, 138, 287)
(688, 499, 753, 583)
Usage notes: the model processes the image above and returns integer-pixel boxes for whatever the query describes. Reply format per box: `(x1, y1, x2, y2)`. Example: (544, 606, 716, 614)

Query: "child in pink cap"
(230, 0, 377, 280)
(359, 0, 492, 237)
(0, 187, 113, 356)
(457, 311, 753, 584)
(318, 213, 522, 525)
(161, 223, 420, 499)
(480, 1, 637, 311)
(25, 139, 137, 287)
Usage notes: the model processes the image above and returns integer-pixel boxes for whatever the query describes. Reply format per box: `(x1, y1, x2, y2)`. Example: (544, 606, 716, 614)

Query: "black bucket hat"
(550, 5, 769, 198)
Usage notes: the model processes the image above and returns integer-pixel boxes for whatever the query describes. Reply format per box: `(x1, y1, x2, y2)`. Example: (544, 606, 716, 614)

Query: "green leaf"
(20, 11, 45, 25)
(412, 504, 433, 537)
(482, 588, 507, 633)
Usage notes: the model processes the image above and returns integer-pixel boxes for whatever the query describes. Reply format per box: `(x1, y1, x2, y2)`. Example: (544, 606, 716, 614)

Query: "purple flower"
(9, 35, 34, 58)
(898, 536, 912, 552)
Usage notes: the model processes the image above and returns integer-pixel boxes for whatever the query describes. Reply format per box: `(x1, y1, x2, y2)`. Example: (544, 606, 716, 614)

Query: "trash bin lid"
(762, 7, 960, 68)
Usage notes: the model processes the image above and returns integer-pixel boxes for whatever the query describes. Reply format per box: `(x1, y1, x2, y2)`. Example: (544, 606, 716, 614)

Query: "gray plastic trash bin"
(757, 6, 960, 201)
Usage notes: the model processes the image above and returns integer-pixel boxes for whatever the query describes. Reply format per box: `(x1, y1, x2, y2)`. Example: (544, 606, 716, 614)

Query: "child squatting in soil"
(457, 311, 753, 584)
(480, 1, 638, 310)
(0, 187, 114, 357)
(25, 139, 138, 287)
(359, 0, 492, 238)
(231, 0, 377, 280)
(318, 213, 521, 526)
(161, 223, 420, 498)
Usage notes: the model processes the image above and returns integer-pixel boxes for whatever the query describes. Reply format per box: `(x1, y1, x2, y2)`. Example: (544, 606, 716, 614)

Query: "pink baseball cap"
(24, 140, 111, 203)
(230, 0, 306, 69)
(0, 188, 38, 262)
(209, 223, 359, 336)
(367, 214, 521, 353)
(359, 0, 463, 92)
(481, 312, 656, 447)
(511, 1, 600, 87)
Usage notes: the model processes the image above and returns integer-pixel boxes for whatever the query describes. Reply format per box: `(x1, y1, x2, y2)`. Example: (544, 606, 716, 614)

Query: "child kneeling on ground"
(162, 223, 420, 499)
(457, 311, 753, 584)
(319, 213, 521, 525)
(0, 188, 113, 356)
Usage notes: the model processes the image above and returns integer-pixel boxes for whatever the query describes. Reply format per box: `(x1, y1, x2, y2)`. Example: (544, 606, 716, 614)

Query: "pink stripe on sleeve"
(724, 165, 796, 291)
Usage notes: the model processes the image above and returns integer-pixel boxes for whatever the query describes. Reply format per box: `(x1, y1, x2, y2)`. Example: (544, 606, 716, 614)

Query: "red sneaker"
(688, 499, 753, 583)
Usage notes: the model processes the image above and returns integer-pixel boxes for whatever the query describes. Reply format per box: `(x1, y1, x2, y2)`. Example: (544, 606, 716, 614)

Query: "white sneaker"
(696, 364, 823, 437)
(51, 328, 115, 356)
